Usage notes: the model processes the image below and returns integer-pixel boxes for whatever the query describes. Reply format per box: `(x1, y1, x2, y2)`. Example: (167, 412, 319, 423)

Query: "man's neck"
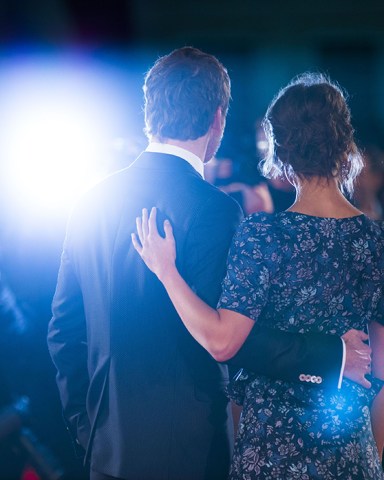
(152, 136, 208, 163)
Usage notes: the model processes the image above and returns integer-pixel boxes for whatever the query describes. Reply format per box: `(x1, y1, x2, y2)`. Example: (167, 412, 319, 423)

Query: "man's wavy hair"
(143, 47, 231, 141)
(261, 72, 363, 195)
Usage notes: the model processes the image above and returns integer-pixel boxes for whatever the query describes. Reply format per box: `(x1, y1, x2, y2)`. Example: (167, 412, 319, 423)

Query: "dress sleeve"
(217, 214, 273, 322)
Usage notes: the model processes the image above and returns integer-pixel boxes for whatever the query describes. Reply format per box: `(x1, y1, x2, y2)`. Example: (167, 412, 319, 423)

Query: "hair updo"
(261, 72, 363, 194)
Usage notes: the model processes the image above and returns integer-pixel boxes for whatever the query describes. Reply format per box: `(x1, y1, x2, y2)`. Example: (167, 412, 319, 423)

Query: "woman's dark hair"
(143, 46, 231, 141)
(261, 72, 363, 194)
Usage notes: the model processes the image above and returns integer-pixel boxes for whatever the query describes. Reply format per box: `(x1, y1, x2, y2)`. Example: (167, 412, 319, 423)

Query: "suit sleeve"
(226, 326, 343, 389)
(47, 228, 91, 454)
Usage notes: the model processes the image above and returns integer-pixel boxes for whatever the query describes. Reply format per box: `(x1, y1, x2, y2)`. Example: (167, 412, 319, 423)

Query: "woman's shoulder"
(234, 212, 284, 245)
(230, 213, 289, 269)
(237, 211, 276, 231)
(368, 218, 384, 235)
(356, 216, 384, 243)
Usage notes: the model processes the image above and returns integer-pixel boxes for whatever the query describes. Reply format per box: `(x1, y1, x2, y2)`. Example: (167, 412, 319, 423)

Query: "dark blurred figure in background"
(204, 121, 296, 215)
(0, 270, 66, 480)
(0, 209, 89, 480)
(204, 155, 274, 215)
(0, 270, 30, 480)
(0, 272, 30, 402)
(0, 263, 86, 480)
(354, 144, 384, 220)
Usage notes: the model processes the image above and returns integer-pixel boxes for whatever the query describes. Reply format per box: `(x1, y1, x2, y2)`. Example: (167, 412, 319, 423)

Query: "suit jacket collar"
(145, 142, 204, 178)
(130, 151, 204, 179)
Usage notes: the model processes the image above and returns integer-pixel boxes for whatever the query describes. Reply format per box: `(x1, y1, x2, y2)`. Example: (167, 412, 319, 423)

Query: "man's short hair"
(143, 46, 231, 141)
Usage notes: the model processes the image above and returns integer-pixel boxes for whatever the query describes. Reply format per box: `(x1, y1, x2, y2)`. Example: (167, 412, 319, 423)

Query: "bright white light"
(5, 101, 105, 209)
(0, 57, 122, 214)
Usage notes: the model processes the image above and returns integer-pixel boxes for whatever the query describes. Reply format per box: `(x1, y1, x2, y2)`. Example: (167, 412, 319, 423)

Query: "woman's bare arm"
(131, 207, 254, 361)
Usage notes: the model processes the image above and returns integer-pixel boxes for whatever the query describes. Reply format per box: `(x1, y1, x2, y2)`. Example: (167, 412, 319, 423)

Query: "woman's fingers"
(131, 233, 142, 254)
(132, 207, 176, 278)
(148, 207, 158, 238)
(164, 220, 174, 242)
(142, 208, 149, 238)
(134, 207, 161, 250)
(136, 208, 151, 247)
(133, 206, 174, 253)
(135, 207, 159, 247)
(136, 216, 144, 245)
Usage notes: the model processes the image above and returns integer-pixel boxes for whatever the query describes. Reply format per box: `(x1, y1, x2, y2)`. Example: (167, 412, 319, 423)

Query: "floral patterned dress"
(218, 212, 384, 480)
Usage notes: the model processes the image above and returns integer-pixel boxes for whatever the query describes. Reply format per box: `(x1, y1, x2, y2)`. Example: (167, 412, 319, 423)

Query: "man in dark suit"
(47, 47, 371, 480)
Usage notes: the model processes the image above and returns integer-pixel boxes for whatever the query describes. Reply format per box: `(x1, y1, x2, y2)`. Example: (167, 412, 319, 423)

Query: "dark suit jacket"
(47, 151, 343, 480)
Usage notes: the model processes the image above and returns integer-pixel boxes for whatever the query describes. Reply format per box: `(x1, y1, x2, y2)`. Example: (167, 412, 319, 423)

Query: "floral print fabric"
(218, 212, 384, 479)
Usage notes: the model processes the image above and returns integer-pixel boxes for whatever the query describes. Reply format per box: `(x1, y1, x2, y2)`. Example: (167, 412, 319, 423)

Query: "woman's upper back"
(220, 211, 384, 336)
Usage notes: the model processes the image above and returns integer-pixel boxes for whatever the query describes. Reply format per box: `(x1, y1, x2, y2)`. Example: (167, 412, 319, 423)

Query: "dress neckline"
(280, 211, 365, 220)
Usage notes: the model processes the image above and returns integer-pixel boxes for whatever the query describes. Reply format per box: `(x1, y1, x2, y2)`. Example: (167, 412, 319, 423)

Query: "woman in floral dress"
(132, 73, 384, 479)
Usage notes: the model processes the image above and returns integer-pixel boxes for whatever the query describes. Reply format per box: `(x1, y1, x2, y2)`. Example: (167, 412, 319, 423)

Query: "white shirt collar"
(145, 142, 205, 178)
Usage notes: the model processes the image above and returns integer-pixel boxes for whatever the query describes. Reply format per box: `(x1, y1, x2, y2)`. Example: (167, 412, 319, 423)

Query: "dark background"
(2, 0, 384, 142)
(0, 1, 383, 478)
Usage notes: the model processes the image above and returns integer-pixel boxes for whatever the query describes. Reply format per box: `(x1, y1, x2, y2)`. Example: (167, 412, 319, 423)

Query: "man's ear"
(212, 108, 225, 132)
